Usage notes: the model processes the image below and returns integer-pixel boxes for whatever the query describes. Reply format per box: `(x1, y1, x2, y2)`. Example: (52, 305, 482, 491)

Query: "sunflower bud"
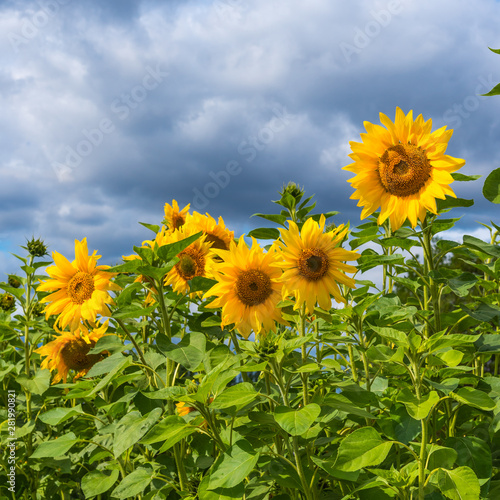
(278, 182, 304, 209)
(26, 238, 48, 257)
(8, 275, 22, 288)
(32, 302, 45, 317)
(0, 293, 15, 311)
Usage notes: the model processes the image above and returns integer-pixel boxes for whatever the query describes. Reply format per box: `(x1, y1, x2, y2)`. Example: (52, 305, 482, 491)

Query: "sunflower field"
(2, 107, 500, 500)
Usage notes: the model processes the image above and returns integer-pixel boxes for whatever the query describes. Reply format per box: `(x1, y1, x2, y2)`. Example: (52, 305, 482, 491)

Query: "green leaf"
(445, 437, 492, 495)
(112, 304, 157, 319)
(475, 334, 500, 354)
(31, 432, 79, 458)
(210, 383, 260, 410)
(427, 445, 458, 471)
(113, 408, 162, 457)
(274, 404, 321, 436)
(141, 415, 198, 451)
(39, 405, 85, 426)
(82, 469, 119, 498)
(482, 83, 500, 97)
(429, 467, 480, 500)
(110, 466, 154, 499)
(107, 259, 143, 274)
(323, 393, 375, 419)
(311, 456, 359, 482)
(190, 276, 217, 293)
(156, 231, 203, 262)
(252, 213, 288, 226)
(16, 369, 51, 395)
(199, 476, 245, 500)
(88, 335, 125, 355)
(437, 197, 474, 212)
(451, 173, 482, 182)
(141, 386, 188, 400)
(482, 168, 500, 203)
(368, 325, 409, 348)
(334, 427, 393, 472)
(421, 334, 480, 354)
(247, 227, 280, 240)
(463, 235, 500, 257)
(208, 439, 259, 490)
(139, 221, 160, 233)
(396, 388, 440, 420)
(461, 302, 500, 324)
(447, 273, 478, 297)
(161, 332, 206, 371)
(86, 352, 133, 396)
(451, 387, 496, 411)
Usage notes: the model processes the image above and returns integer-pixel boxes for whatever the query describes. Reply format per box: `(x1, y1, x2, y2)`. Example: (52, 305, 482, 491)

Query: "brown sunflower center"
(236, 269, 272, 306)
(61, 338, 101, 371)
(67, 272, 95, 304)
(205, 233, 229, 251)
(378, 143, 431, 197)
(298, 249, 329, 281)
(176, 249, 205, 280)
(171, 213, 185, 230)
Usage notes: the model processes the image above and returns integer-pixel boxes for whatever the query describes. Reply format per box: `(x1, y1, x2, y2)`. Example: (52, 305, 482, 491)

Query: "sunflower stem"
(421, 219, 441, 334)
(115, 318, 148, 368)
(299, 306, 309, 406)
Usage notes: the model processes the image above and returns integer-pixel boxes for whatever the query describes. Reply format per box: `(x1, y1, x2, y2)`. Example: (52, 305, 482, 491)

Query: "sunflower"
(204, 237, 285, 338)
(38, 239, 120, 331)
(163, 200, 190, 231)
(276, 215, 359, 314)
(185, 211, 234, 252)
(343, 107, 465, 230)
(35, 322, 108, 384)
(160, 226, 214, 295)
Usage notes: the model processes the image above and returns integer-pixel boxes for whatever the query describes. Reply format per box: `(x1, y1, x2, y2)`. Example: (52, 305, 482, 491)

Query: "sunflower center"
(298, 249, 329, 281)
(171, 213, 185, 230)
(176, 249, 205, 280)
(61, 338, 101, 371)
(236, 269, 272, 306)
(205, 233, 228, 250)
(67, 272, 95, 304)
(378, 143, 431, 197)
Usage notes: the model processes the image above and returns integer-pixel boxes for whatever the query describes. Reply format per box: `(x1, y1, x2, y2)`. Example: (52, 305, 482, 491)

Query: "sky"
(1, 0, 500, 278)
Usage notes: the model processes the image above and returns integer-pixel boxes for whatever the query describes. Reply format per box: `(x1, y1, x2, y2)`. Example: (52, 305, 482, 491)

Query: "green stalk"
(421, 219, 441, 334)
(299, 306, 309, 406)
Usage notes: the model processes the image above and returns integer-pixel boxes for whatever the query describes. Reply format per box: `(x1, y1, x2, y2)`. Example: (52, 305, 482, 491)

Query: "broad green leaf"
(86, 353, 133, 396)
(274, 404, 321, 436)
(253, 213, 288, 226)
(482, 83, 500, 97)
(112, 304, 157, 319)
(437, 197, 474, 212)
(396, 389, 440, 420)
(141, 387, 188, 400)
(451, 387, 496, 411)
(421, 334, 480, 354)
(113, 408, 162, 457)
(16, 369, 51, 395)
(141, 415, 198, 452)
(446, 437, 492, 495)
(323, 393, 375, 419)
(247, 227, 280, 240)
(88, 335, 125, 355)
(461, 302, 500, 324)
(31, 432, 79, 458)
(430, 467, 480, 500)
(334, 427, 393, 472)
(139, 221, 160, 233)
(463, 235, 500, 257)
(160, 332, 206, 371)
(475, 334, 500, 354)
(452, 173, 481, 182)
(199, 476, 245, 500)
(110, 467, 154, 499)
(447, 273, 478, 297)
(82, 469, 119, 498)
(210, 383, 260, 410)
(107, 259, 143, 274)
(39, 405, 85, 426)
(208, 439, 259, 490)
(156, 231, 203, 262)
(435, 349, 464, 367)
(311, 456, 359, 482)
(427, 445, 458, 471)
(368, 325, 409, 348)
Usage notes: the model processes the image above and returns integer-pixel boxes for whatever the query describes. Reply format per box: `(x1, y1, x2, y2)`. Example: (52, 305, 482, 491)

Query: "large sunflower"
(163, 200, 190, 231)
(204, 237, 285, 338)
(35, 322, 108, 384)
(343, 107, 465, 230)
(276, 215, 359, 314)
(38, 238, 120, 331)
(159, 226, 214, 295)
(185, 211, 234, 252)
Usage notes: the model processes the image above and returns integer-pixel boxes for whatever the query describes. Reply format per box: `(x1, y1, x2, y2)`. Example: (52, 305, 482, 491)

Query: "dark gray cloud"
(1, 0, 500, 277)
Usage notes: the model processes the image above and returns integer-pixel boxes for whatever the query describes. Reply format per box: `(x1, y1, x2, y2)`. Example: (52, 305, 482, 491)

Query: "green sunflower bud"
(8, 275, 22, 288)
(0, 293, 15, 311)
(26, 237, 48, 258)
